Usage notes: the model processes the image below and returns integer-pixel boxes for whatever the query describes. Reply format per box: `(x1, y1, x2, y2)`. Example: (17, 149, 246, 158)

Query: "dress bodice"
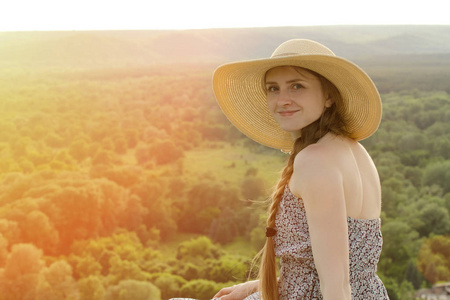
(269, 185, 388, 299)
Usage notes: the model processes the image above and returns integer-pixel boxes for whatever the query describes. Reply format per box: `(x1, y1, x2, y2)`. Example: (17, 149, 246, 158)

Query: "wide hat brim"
(212, 39, 382, 152)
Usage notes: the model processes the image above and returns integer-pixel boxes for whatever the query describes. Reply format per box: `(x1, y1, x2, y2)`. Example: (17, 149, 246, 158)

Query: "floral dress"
(245, 185, 389, 299)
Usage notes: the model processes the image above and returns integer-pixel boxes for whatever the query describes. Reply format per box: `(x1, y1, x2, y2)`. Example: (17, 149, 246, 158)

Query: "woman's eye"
(292, 84, 303, 90)
(266, 86, 278, 93)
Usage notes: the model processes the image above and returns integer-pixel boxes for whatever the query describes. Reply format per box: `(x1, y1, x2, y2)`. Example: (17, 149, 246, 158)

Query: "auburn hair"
(255, 67, 349, 300)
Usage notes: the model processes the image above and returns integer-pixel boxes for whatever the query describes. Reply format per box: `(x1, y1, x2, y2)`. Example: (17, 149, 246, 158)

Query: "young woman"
(174, 39, 389, 299)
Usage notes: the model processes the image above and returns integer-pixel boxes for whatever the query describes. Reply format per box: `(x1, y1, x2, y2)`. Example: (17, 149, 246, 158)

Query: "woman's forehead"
(265, 65, 319, 81)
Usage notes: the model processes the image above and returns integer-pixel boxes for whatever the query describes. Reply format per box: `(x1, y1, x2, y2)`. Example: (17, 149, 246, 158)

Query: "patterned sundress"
(244, 185, 389, 299)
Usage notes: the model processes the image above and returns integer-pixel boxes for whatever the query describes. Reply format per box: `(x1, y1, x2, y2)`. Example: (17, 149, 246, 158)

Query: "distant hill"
(1, 26, 449, 92)
(1, 25, 449, 68)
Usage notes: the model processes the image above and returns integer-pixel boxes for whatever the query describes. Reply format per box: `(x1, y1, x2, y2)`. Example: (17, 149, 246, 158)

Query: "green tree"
(92, 149, 115, 166)
(78, 275, 105, 300)
(135, 145, 152, 165)
(108, 256, 148, 285)
(124, 129, 139, 148)
(209, 207, 241, 244)
(153, 273, 186, 299)
(179, 181, 240, 234)
(417, 235, 450, 284)
(380, 276, 400, 300)
(404, 260, 425, 290)
(0, 233, 8, 267)
(75, 255, 102, 279)
(0, 172, 32, 205)
(11, 137, 30, 158)
(44, 186, 104, 252)
(0, 243, 45, 300)
(36, 178, 132, 253)
(148, 139, 184, 165)
(423, 161, 450, 193)
(45, 133, 66, 148)
(398, 280, 415, 300)
(177, 262, 201, 281)
(35, 261, 77, 300)
(132, 180, 177, 239)
(54, 149, 76, 167)
(207, 255, 248, 283)
(179, 279, 218, 300)
(414, 202, 450, 237)
(176, 236, 218, 260)
(104, 279, 161, 300)
(68, 139, 90, 161)
(379, 221, 419, 282)
(113, 136, 128, 154)
(0, 219, 21, 247)
(22, 210, 59, 254)
(120, 195, 148, 231)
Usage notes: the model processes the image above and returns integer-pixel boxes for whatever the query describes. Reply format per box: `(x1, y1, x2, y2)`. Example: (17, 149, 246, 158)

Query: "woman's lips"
(278, 110, 299, 117)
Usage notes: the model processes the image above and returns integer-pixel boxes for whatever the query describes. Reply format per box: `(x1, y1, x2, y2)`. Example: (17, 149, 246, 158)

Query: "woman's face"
(265, 66, 332, 139)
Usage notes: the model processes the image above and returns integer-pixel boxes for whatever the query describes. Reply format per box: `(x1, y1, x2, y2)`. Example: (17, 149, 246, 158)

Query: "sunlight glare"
(0, 0, 448, 31)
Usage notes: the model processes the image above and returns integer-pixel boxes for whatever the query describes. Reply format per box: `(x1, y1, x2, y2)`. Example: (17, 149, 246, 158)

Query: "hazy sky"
(1, 0, 449, 31)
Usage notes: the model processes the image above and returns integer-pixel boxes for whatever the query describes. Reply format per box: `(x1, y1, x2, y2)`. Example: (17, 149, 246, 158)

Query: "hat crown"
(271, 39, 335, 58)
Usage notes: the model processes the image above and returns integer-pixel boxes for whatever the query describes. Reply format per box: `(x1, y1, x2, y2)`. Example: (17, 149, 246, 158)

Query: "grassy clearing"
(222, 236, 258, 257)
(183, 142, 286, 189)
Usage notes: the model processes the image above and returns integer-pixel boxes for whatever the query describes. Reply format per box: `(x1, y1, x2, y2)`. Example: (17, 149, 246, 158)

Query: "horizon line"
(1, 23, 450, 33)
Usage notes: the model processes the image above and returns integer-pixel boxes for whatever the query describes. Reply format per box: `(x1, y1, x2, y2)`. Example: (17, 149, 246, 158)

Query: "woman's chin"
(279, 127, 302, 139)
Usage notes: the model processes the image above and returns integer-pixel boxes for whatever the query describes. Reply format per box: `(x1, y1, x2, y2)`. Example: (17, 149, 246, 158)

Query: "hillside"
(1, 25, 450, 67)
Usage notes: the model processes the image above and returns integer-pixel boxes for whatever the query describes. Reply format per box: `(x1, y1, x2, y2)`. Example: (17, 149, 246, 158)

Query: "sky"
(1, 0, 449, 31)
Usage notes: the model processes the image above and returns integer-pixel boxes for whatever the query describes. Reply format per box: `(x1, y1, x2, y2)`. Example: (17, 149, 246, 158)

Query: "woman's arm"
(290, 145, 351, 300)
(213, 280, 259, 300)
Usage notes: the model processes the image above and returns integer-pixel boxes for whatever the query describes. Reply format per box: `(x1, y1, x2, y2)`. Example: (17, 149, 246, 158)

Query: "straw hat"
(212, 39, 381, 152)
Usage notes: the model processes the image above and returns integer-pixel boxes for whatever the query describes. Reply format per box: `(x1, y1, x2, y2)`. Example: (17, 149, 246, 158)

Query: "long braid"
(256, 67, 349, 300)
(256, 153, 294, 300)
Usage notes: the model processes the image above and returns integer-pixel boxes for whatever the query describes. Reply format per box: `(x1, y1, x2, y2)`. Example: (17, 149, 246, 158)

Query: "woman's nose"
(277, 89, 292, 106)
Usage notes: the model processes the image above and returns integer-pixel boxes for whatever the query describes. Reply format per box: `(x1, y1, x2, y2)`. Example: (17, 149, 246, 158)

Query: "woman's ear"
(325, 96, 334, 108)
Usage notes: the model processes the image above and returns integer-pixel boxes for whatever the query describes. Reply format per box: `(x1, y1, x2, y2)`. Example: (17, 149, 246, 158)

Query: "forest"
(0, 26, 449, 300)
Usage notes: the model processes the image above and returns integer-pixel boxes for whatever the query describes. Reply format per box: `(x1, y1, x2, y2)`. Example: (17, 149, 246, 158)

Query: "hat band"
(271, 52, 301, 58)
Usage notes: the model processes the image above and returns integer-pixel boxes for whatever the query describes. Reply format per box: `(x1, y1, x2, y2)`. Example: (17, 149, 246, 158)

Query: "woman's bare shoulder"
(294, 139, 341, 171)
(290, 142, 343, 197)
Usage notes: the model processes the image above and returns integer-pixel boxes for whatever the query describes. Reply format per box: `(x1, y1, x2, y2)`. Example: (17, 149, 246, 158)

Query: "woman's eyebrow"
(265, 78, 304, 85)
